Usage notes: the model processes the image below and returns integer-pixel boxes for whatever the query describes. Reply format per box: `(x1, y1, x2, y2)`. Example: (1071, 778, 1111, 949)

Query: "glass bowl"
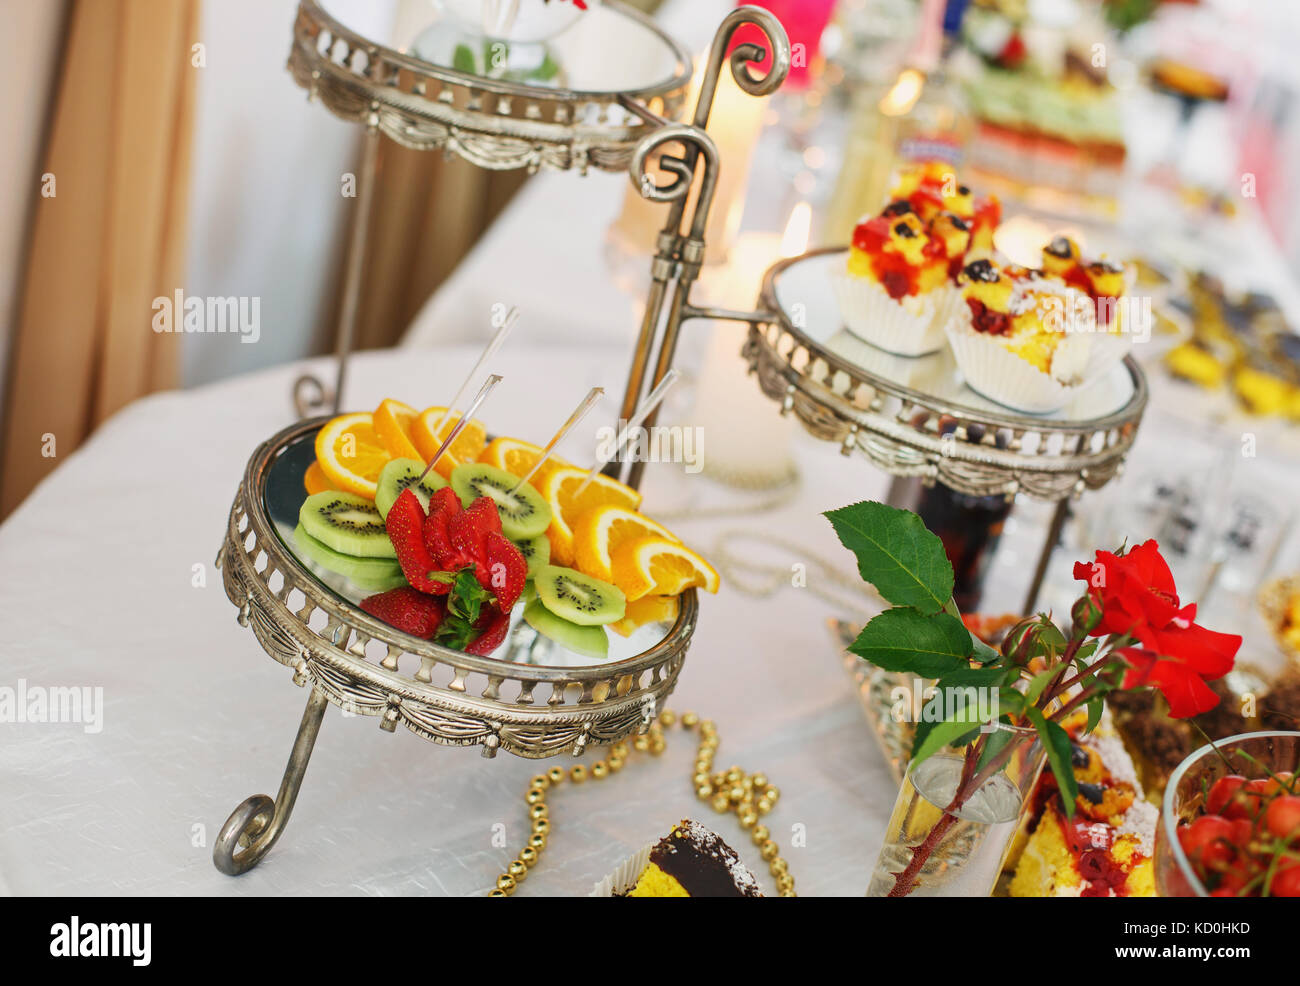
(1156, 730, 1300, 896)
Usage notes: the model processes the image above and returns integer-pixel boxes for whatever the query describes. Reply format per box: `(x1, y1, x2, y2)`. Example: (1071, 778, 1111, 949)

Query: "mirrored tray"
(219, 416, 695, 757)
(289, 0, 693, 172)
(744, 248, 1149, 500)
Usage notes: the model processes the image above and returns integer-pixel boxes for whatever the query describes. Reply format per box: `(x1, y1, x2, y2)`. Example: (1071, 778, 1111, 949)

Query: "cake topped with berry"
(955, 258, 1096, 386)
(834, 165, 1000, 358)
(848, 163, 1001, 301)
(1008, 710, 1157, 897)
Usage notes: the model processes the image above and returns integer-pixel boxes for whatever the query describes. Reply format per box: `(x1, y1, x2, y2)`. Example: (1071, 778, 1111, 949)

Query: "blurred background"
(3, 0, 1300, 520)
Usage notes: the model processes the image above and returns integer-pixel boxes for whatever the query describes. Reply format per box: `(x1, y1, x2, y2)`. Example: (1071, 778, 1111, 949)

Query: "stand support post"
(213, 686, 329, 876)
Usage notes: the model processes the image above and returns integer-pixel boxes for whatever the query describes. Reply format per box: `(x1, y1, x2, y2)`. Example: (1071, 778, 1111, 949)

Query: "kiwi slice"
(450, 463, 551, 540)
(523, 599, 609, 659)
(292, 525, 405, 591)
(299, 491, 395, 559)
(375, 457, 448, 519)
(534, 564, 625, 626)
(513, 534, 551, 578)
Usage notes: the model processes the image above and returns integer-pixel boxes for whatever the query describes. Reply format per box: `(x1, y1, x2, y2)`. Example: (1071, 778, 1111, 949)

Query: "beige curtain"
(0, 0, 198, 518)
(345, 143, 528, 352)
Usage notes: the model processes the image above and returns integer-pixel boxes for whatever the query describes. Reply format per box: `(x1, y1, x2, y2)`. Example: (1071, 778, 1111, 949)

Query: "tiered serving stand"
(213, 1, 791, 876)
(735, 247, 1150, 779)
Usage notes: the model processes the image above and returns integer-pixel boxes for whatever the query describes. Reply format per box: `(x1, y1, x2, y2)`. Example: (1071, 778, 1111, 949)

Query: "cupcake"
(944, 256, 1131, 414)
(590, 819, 763, 897)
(833, 165, 1000, 357)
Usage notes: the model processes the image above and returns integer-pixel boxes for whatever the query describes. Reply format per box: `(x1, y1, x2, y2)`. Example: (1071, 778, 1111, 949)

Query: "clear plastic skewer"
(434, 307, 519, 435)
(509, 386, 604, 495)
(575, 369, 679, 496)
(418, 374, 502, 482)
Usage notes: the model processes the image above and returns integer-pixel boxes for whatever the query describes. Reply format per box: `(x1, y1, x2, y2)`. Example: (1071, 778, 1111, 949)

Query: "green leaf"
(849, 607, 972, 677)
(825, 501, 954, 615)
(911, 667, 1005, 758)
(1027, 707, 1078, 817)
(1023, 668, 1058, 706)
(452, 44, 477, 75)
(970, 632, 1001, 666)
(912, 709, 989, 766)
(996, 687, 1026, 716)
(977, 722, 1016, 772)
(434, 615, 475, 650)
(1084, 696, 1104, 736)
(1034, 618, 1068, 653)
(447, 568, 489, 624)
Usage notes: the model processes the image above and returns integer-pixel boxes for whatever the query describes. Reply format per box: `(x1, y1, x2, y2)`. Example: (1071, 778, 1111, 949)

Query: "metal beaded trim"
(217, 418, 696, 759)
(744, 248, 1150, 501)
(287, 0, 692, 173)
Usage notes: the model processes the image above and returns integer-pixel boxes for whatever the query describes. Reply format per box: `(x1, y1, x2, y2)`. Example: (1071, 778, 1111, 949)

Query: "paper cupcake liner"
(831, 270, 961, 357)
(589, 843, 654, 897)
(944, 315, 1132, 415)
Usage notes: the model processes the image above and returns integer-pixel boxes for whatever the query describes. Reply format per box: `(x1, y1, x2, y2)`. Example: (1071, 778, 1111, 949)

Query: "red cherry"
(1265, 795, 1300, 840)
(1270, 865, 1300, 898)
(1179, 815, 1235, 862)
(1228, 817, 1254, 847)
(1207, 775, 1248, 815)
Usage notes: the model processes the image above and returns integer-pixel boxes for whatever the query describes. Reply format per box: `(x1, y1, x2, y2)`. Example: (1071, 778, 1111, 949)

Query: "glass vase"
(867, 724, 1046, 897)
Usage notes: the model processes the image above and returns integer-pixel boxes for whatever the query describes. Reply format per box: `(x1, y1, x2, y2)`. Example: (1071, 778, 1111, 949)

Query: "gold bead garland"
(488, 710, 796, 897)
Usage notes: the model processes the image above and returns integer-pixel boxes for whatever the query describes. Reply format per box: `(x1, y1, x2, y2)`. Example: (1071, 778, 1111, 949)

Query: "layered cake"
(1008, 711, 1158, 897)
(626, 820, 763, 897)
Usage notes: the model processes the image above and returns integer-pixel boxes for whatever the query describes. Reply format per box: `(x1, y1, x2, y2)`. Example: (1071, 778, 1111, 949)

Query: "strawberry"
(447, 497, 501, 585)
(464, 603, 511, 656)
(385, 488, 442, 594)
(482, 530, 527, 610)
(449, 496, 502, 560)
(360, 587, 445, 639)
(422, 487, 465, 583)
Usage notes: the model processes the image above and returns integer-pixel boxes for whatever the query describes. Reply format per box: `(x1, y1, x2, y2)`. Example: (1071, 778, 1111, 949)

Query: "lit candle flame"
(880, 69, 924, 118)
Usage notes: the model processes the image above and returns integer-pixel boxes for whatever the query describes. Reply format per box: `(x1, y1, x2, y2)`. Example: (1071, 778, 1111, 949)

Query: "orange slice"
(609, 594, 680, 637)
(303, 461, 339, 496)
(573, 505, 679, 582)
(373, 398, 423, 460)
(609, 536, 719, 601)
(539, 466, 642, 566)
(479, 436, 572, 487)
(411, 406, 487, 480)
(314, 412, 391, 499)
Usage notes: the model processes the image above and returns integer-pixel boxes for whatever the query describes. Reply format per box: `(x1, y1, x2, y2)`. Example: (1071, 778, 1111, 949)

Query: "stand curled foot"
(213, 687, 329, 876)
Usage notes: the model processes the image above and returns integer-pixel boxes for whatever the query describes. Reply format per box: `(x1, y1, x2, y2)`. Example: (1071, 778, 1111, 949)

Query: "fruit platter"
(215, 394, 717, 873)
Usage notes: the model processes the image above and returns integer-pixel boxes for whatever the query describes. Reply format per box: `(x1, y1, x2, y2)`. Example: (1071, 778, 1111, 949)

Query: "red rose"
(1074, 540, 1241, 718)
(1072, 540, 1180, 638)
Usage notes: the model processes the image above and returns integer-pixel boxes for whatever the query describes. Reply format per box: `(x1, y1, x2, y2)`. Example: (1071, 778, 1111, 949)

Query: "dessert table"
(5, 0, 1299, 900)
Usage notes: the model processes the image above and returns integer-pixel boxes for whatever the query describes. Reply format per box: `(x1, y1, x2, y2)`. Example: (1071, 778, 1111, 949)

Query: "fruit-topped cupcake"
(1039, 236, 1132, 331)
(834, 164, 1002, 357)
(944, 257, 1130, 413)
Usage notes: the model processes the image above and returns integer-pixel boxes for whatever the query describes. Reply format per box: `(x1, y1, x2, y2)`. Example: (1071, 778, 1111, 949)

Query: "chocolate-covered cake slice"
(627, 820, 763, 897)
